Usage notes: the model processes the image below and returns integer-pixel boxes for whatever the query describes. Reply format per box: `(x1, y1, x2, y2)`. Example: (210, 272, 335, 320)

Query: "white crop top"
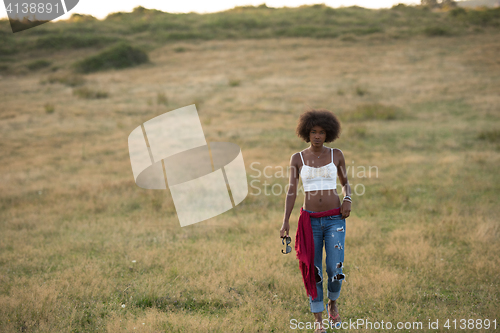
(299, 148, 337, 192)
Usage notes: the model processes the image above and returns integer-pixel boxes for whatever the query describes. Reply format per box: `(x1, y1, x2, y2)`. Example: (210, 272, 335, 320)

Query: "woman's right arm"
(280, 153, 300, 238)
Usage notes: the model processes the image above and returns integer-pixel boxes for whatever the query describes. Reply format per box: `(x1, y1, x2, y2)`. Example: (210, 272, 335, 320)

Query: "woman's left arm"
(336, 149, 351, 219)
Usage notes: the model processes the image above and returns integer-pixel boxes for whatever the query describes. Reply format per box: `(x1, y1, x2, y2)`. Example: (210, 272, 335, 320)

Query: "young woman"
(280, 109, 351, 333)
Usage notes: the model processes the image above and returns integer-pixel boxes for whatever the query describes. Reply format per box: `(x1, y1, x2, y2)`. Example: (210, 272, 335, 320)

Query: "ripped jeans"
(305, 209, 346, 313)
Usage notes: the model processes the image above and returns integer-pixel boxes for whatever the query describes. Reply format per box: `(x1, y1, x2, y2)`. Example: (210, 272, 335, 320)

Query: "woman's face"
(309, 125, 326, 147)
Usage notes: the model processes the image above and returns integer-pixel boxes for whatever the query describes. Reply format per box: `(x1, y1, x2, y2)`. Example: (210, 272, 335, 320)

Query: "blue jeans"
(305, 209, 346, 313)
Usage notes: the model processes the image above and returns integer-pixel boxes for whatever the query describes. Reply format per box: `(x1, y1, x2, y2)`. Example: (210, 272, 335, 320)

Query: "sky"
(1, 0, 422, 21)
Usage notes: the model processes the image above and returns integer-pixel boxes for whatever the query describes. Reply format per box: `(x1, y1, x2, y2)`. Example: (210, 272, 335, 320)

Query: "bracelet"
(343, 197, 352, 203)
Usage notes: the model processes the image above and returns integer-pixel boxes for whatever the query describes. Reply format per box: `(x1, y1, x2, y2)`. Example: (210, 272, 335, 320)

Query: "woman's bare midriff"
(303, 189, 341, 212)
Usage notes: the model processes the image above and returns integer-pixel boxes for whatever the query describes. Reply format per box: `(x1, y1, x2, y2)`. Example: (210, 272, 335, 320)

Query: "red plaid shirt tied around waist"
(295, 207, 341, 299)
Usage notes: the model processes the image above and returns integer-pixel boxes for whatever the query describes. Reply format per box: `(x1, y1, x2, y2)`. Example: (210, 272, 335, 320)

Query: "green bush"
(356, 86, 368, 96)
(68, 14, 98, 22)
(72, 42, 149, 73)
(173, 47, 187, 53)
(391, 3, 409, 10)
(478, 129, 500, 142)
(424, 26, 452, 36)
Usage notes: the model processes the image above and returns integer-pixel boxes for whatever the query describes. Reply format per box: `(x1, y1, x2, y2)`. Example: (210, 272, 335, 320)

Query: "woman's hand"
(340, 200, 351, 219)
(280, 220, 290, 238)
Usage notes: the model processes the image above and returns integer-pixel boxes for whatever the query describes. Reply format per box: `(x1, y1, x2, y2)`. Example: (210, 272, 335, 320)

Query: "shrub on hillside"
(478, 129, 500, 142)
(424, 26, 452, 36)
(72, 42, 149, 73)
(68, 14, 98, 22)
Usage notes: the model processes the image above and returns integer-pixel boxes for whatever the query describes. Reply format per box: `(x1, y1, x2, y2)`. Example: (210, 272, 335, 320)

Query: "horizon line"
(0, 0, 488, 22)
(1, 2, 426, 22)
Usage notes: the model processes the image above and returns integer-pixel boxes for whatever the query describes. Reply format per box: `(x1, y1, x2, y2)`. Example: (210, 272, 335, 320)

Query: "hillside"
(1, 4, 499, 75)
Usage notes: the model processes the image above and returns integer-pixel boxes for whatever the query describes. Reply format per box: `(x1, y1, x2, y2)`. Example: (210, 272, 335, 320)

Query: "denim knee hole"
(332, 273, 345, 281)
(315, 265, 322, 284)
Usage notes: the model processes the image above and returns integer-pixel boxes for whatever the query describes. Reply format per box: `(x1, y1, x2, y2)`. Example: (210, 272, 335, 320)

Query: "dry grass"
(0, 33, 499, 332)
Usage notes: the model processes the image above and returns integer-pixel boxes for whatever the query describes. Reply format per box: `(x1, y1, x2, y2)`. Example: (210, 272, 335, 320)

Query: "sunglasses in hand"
(281, 236, 292, 254)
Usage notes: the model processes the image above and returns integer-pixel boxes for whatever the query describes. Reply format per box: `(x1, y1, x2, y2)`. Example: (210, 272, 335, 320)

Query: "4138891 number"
(6, 2, 60, 14)
(444, 319, 497, 330)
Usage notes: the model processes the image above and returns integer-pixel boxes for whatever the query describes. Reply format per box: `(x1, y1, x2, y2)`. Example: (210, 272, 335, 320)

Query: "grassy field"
(1, 5, 499, 333)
